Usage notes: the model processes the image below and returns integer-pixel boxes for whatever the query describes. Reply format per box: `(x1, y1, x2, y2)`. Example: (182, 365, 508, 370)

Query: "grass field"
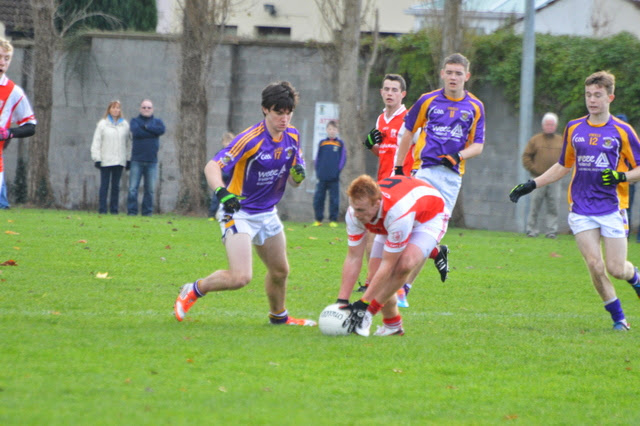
(1, 208, 640, 425)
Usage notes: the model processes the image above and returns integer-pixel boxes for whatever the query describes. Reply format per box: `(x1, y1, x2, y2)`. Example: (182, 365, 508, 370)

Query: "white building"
(156, 0, 420, 42)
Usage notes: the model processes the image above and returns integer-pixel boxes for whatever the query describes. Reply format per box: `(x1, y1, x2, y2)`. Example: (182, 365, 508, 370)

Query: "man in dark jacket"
(313, 121, 346, 227)
(127, 99, 166, 216)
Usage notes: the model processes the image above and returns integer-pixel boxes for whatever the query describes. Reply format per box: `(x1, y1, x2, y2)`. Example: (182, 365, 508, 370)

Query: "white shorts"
(370, 210, 449, 259)
(568, 210, 628, 239)
(414, 166, 462, 212)
(217, 208, 283, 246)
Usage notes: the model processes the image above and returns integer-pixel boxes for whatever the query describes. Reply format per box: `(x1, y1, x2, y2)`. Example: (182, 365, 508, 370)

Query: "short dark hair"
(382, 74, 407, 92)
(261, 81, 299, 113)
(326, 120, 338, 129)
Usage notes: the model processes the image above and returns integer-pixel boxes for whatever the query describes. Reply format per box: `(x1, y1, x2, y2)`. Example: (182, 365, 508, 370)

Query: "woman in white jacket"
(90, 100, 131, 214)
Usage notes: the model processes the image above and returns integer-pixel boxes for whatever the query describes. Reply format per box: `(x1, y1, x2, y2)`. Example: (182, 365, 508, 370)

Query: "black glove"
(94, 161, 101, 169)
(336, 298, 350, 309)
(290, 164, 306, 184)
(509, 180, 536, 203)
(601, 169, 627, 186)
(125, 161, 131, 171)
(394, 166, 404, 176)
(345, 300, 369, 333)
(439, 152, 461, 170)
(215, 187, 241, 213)
(363, 128, 382, 149)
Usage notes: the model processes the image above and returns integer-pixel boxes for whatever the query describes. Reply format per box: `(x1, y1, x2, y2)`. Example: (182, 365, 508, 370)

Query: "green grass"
(1, 208, 640, 424)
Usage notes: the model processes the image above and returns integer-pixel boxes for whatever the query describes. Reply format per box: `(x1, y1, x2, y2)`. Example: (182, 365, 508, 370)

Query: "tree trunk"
(337, 0, 364, 190)
(28, 0, 55, 206)
(176, 0, 215, 212)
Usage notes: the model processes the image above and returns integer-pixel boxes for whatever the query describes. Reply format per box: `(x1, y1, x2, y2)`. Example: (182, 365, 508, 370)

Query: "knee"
(606, 262, 627, 280)
(585, 256, 606, 276)
(229, 271, 252, 289)
(269, 265, 290, 284)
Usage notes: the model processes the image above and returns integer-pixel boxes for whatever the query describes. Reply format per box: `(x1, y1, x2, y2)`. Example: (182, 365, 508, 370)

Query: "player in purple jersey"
(174, 81, 316, 327)
(393, 53, 486, 284)
(510, 71, 640, 331)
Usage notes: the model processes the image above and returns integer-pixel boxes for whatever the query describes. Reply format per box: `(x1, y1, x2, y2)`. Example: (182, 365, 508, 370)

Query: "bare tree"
(28, 0, 120, 206)
(29, 0, 56, 206)
(176, 0, 230, 212)
(314, 0, 380, 188)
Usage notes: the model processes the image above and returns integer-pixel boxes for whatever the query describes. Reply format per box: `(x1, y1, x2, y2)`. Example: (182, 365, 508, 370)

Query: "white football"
(318, 303, 351, 336)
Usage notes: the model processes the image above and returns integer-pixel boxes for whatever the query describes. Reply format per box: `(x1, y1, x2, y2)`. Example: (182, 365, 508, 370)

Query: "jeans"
(127, 161, 158, 216)
(0, 177, 8, 209)
(99, 165, 124, 214)
(313, 180, 340, 221)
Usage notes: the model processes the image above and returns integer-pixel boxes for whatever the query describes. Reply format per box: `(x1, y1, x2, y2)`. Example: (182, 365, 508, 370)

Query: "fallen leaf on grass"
(165, 245, 171, 249)
(550, 252, 562, 258)
(95, 272, 111, 279)
(186, 358, 194, 363)
(50, 311, 61, 315)
(5, 230, 19, 235)
(308, 236, 318, 240)
(504, 414, 519, 420)
(7, 219, 13, 223)
(1, 259, 17, 266)
(76, 240, 87, 244)
(218, 386, 227, 392)
(392, 368, 403, 374)
(13, 247, 19, 250)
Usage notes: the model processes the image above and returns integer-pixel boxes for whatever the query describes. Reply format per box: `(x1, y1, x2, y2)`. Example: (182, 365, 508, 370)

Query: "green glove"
(363, 128, 382, 149)
(290, 164, 306, 184)
(601, 169, 627, 186)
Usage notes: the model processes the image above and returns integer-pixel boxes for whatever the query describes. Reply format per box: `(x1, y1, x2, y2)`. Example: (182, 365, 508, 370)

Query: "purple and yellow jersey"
(214, 120, 304, 214)
(559, 115, 640, 215)
(404, 88, 485, 175)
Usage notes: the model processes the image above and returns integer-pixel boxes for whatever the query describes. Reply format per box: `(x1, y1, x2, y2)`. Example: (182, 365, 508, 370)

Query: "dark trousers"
(313, 179, 340, 221)
(99, 165, 123, 214)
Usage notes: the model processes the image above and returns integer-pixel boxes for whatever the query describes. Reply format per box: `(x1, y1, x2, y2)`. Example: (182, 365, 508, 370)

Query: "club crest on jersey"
(389, 231, 403, 243)
(460, 110, 472, 121)
(221, 153, 234, 165)
(285, 146, 296, 159)
(602, 137, 615, 149)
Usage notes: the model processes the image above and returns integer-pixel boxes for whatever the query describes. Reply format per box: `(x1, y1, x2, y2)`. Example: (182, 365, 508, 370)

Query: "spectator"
(521, 112, 564, 238)
(91, 100, 131, 214)
(127, 99, 166, 216)
(312, 121, 345, 227)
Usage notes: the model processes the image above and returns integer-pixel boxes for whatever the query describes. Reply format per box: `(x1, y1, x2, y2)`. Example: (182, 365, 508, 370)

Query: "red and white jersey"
(346, 176, 445, 252)
(0, 75, 36, 172)
(375, 105, 414, 180)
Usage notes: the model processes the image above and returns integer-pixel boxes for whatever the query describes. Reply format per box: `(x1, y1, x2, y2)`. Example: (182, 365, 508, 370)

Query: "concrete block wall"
(5, 35, 576, 233)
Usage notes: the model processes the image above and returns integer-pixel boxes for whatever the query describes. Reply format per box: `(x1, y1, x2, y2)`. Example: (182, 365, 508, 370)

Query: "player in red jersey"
(336, 174, 450, 336)
(360, 74, 450, 308)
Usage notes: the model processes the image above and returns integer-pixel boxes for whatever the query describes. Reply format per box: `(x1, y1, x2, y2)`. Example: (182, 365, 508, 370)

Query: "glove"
(290, 164, 306, 184)
(509, 180, 536, 203)
(439, 152, 461, 170)
(601, 169, 627, 186)
(94, 161, 101, 169)
(215, 187, 241, 213)
(125, 161, 131, 171)
(0, 128, 12, 141)
(394, 166, 404, 176)
(345, 300, 369, 334)
(363, 128, 382, 149)
(336, 298, 350, 309)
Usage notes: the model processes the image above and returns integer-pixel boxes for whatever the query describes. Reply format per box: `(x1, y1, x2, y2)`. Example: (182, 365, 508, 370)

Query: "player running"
(337, 174, 450, 336)
(174, 81, 316, 327)
(394, 53, 485, 269)
(510, 71, 640, 331)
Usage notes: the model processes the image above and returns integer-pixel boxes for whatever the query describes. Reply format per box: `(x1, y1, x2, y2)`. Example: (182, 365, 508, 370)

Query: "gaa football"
(318, 303, 351, 336)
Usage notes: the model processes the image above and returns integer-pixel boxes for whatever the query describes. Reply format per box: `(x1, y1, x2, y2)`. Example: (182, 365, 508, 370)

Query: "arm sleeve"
(9, 123, 35, 139)
(90, 121, 103, 162)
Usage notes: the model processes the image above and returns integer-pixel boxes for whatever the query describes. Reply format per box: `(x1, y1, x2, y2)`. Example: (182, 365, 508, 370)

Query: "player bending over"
(337, 174, 450, 336)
